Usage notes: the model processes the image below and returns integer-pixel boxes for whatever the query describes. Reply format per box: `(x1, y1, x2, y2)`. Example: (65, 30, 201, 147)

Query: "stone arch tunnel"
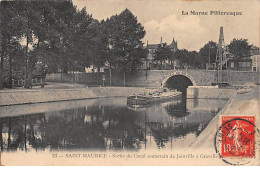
(163, 75, 193, 96)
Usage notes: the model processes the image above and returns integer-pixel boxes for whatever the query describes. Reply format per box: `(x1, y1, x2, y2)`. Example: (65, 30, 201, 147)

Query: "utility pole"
(208, 43, 211, 67)
(146, 40, 148, 80)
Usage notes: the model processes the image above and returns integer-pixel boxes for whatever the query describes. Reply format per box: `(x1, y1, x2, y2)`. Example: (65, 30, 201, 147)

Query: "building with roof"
(251, 50, 260, 71)
(142, 37, 178, 70)
(224, 49, 260, 71)
(227, 57, 252, 71)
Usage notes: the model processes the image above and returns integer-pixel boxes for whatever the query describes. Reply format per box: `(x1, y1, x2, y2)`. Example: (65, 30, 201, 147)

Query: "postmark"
(215, 116, 258, 165)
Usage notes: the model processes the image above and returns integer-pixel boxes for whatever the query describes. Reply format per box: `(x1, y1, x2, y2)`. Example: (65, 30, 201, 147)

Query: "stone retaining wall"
(0, 87, 159, 106)
(47, 70, 260, 88)
(1, 86, 235, 106)
(187, 86, 236, 99)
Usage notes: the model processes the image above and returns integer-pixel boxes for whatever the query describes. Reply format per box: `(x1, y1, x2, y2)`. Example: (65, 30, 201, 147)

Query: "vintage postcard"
(0, 0, 259, 166)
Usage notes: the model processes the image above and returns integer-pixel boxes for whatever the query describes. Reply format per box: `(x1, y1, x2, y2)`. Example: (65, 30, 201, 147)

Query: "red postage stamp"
(220, 116, 255, 158)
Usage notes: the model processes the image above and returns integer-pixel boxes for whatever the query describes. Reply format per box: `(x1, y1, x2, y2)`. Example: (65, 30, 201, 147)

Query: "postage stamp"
(221, 116, 255, 157)
(215, 115, 257, 165)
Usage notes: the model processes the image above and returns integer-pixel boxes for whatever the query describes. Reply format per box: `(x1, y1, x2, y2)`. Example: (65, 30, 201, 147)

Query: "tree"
(105, 9, 147, 72)
(187, 51, 200, 69)
(174, 49, 201, 69)
(7, 1, 49, 88)
(174, 49, 189, 68)
(0, 1, 25, 88)
(0, 4, 3, 88)
(1, 4, 147, 88)
(16, 1, 77, 87)
(43, 1, 77, 73)
(102, 9, 147, 86)
(1, 0, 104, 88)
(228, 39, 252, 59)
(198, 41, 217, 68)
(68, 7, 103, 71)
(12, 1, 38, 88)
(153, 43, 173, 69)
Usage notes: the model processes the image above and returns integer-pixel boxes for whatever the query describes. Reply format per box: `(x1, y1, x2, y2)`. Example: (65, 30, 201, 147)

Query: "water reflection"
(165, 99, 190, 118)
(0, 97, 227, 152)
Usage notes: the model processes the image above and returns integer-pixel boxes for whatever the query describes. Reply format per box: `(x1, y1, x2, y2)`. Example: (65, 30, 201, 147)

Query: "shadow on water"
(0, 97, 227, 152)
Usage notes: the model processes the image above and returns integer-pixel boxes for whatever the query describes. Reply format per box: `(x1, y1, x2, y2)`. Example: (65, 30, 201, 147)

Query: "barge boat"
(127, 89, 182, 106)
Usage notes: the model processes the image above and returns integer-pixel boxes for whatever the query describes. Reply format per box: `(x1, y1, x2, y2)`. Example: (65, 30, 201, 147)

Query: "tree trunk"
(0, 45, 4, 89)
(28, 69, 32, 88)
(41, 76, 46, 88)
(0, 119, 3, 151)
(24, 32, 29, 88)
(28, 60, 36, 89)
(109, 67, 112, 86)
(123, 71, 125, 87)
(8, 53, 12, 88)
(41, 70, 47, 88)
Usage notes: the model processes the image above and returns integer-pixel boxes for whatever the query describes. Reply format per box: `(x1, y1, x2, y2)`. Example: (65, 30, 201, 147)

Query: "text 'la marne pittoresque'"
(182, 11, 242, 16)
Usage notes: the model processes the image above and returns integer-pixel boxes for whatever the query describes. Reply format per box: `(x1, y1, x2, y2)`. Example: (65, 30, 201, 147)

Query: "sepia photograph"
(0, 0, 259, 166)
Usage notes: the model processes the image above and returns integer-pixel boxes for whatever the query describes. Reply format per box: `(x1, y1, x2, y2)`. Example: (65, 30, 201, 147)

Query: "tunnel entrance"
(163, 75, 193, 97)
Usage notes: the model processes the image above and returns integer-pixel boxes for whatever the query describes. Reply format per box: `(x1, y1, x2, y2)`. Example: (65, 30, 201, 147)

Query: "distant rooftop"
(146, 44, 160, 49)
(145, 37, 178, 50)
(252, 50, 260, 55)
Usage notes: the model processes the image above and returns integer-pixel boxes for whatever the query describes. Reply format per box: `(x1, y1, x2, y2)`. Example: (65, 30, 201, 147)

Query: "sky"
(73, 0, 260, 51)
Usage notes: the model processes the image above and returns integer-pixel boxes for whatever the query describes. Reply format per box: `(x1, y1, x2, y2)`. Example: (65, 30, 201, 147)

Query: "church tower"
(169, 37, 178, 52)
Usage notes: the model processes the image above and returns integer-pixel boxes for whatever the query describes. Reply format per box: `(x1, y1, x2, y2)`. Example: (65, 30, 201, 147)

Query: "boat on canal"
(127, 88, 182, 106)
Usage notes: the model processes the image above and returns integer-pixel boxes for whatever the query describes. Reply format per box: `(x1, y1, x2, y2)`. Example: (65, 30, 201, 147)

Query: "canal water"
(0, 97, 227, 152)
